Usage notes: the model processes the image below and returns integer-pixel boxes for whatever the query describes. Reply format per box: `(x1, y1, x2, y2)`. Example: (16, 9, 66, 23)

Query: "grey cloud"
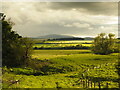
(34, 2, 118, 16)
(13, 22, 117, 37)
(2, 2, 118, 37)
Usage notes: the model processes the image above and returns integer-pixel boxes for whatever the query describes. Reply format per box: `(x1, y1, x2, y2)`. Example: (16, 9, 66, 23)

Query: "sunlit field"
(33, 40, 93, 49)
(45, 40, 93, 43)
(32, 50, 91, 59)
(3, 49, 119, 88)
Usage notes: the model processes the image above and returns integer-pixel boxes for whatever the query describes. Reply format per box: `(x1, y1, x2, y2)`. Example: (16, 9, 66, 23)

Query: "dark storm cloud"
(34, 2, 118, 16)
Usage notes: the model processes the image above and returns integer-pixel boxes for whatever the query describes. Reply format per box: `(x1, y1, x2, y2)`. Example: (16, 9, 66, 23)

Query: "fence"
(55, 79, 120, 89)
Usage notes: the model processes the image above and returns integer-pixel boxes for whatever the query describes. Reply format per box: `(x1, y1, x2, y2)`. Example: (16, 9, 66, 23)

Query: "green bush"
(92, 33, 116, 55)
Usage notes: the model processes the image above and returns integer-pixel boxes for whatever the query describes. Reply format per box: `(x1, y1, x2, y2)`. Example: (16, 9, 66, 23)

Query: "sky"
(2, 2, 118, 37)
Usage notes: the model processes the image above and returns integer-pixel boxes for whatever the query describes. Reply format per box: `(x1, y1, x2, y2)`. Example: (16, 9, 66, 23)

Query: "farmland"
(33, 40, 92, 49)
(2, 2, 120, 89)
(2, 40, 119, 88)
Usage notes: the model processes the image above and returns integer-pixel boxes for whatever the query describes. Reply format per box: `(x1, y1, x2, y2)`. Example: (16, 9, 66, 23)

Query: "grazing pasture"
(3, 48, 119, 88)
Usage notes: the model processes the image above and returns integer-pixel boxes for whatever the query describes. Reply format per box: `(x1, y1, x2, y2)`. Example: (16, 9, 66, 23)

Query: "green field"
(32, 50, 91, 59)
(45, 40, 93, 43)
(33, 40, 93, 49)
(34, 44, 91, 48)
(3, 49, 119, 88)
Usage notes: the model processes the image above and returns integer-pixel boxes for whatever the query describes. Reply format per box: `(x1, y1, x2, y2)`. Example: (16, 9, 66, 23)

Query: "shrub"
(92, 33, 116, 55)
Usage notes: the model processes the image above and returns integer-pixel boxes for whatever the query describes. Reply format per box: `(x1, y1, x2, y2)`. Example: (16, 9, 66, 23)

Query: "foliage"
(2, 15, 24, 67)
(21, 38, 34, 66)
(2, 14, 33, 67)
(92, 33, 116, 55)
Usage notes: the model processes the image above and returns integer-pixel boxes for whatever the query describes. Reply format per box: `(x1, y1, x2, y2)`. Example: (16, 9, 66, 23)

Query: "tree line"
(1, 13, 33, 67)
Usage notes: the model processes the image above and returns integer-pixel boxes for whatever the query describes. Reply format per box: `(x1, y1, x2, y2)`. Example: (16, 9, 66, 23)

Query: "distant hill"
(84, 37, 94, 40)
(32, 34, 94, 40)
(35, 34, 74, 39)
(48, 37, 84, 41)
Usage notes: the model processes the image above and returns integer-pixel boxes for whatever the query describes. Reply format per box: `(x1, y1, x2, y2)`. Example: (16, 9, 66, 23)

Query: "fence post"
(88, 80, 90, 88)
(85, 79, 88, 88)
(118, 80, 120, 88)
(98, 82, 101, 89)
(83, 80, 85, 88)
(94, 82, 96, 88)
(106, 83, 109, 88)
(80, 79, 83, 87)
(55, 82, 61, 89)
(42, 83, 44, 88)
(91, 81, 92, 88)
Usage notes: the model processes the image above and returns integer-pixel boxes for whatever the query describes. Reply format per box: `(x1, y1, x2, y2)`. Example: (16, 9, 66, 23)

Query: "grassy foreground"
(2, 50, 119, 88)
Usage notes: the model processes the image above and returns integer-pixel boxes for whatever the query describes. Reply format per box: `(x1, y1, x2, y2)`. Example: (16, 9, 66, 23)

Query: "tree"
(92, 33, 116, 55)
(2, 13, 33, 67)
(21, 38, 34, 66)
